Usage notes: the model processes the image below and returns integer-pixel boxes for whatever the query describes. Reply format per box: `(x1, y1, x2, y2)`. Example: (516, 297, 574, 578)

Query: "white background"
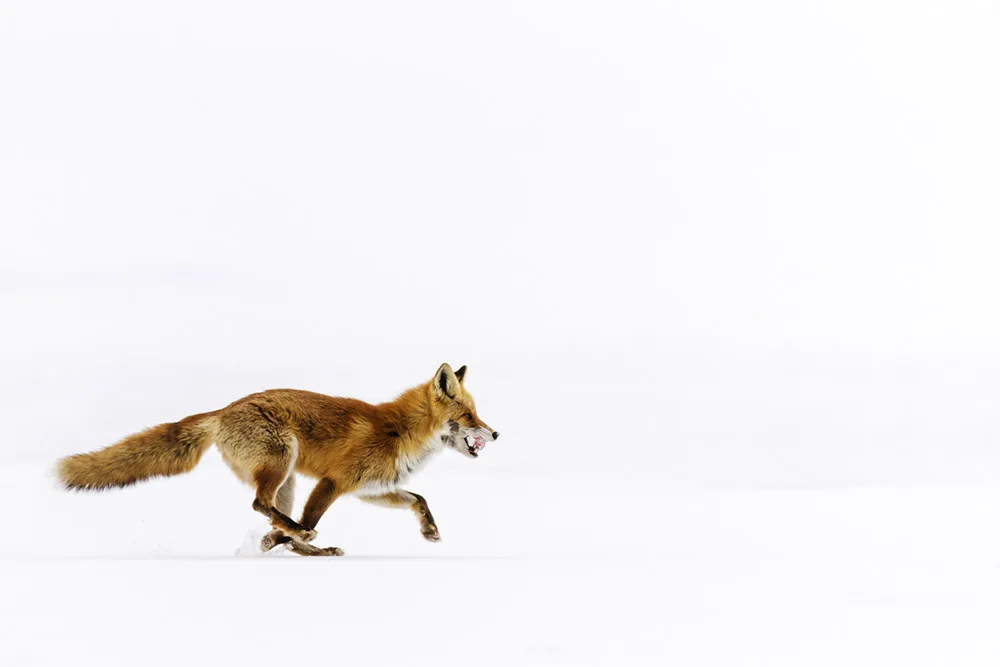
(2, 1, 999, 665)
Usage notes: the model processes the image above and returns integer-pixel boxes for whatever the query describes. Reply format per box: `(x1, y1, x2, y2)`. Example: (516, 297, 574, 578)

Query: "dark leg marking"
(300, 478, 339, 530)
(252, 498, 317, 542)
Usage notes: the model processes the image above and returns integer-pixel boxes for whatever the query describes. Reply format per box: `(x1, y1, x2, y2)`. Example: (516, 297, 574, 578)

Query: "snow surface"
(5, 458, 1000, 665)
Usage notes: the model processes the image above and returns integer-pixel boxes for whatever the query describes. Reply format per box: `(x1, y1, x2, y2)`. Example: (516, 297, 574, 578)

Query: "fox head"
(430, 363, 499, 458)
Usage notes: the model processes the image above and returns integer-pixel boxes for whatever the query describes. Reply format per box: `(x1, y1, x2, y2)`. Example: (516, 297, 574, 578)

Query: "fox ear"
(434, 363, 459, 399)
(455, 365, 467, 384)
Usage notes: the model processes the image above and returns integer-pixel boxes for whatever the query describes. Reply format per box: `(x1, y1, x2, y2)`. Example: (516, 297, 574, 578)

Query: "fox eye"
(463, 413, 473, 420)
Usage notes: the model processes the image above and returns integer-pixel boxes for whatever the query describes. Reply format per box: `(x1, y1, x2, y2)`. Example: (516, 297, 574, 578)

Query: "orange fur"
(56, 363, 497, 555)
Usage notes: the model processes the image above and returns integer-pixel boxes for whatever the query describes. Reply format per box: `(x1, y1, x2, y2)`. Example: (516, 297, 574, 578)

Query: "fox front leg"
(360, 490, 441, 542)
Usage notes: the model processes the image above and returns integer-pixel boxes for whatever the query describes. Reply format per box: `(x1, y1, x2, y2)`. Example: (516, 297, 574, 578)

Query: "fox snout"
(455, 423, 499, 458)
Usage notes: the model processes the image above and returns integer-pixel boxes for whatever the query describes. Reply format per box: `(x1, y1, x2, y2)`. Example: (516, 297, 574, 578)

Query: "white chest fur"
(351, 425, 448, 497)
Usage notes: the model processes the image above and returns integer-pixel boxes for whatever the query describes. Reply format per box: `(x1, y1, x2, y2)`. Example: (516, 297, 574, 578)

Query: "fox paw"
(260, 532, 280, 552)
(261, 530, 293, 552)
(320, 546, 345, 557)
(421, 524, 441, 542)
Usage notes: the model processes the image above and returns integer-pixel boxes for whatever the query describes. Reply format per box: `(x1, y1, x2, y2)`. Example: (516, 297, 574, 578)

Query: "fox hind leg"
(260, 475, 297, 552)
(252, 468, 316, 542)
(275, 473, 295, 515)
(215, 405, 317, 547)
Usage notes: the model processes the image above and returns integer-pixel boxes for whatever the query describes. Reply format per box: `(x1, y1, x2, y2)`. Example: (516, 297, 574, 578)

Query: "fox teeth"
(464, 435, 485, 454)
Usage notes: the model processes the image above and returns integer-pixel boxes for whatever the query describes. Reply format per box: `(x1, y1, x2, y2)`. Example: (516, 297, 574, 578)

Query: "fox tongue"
(470, 435, 486, 452)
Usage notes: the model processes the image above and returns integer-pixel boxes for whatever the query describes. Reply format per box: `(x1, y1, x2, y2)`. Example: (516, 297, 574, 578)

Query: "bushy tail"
(58, 412, 219, 491)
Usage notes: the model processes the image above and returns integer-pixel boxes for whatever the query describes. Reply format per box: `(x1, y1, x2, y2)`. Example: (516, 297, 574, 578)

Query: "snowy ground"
(4, 456, 1000, 666)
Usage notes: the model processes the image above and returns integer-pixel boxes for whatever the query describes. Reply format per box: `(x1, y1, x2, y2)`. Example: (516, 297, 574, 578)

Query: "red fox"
(57, 363, 498, 556)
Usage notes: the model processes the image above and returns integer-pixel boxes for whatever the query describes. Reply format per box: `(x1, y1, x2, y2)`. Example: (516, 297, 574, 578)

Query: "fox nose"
(492, 431, 499, 441)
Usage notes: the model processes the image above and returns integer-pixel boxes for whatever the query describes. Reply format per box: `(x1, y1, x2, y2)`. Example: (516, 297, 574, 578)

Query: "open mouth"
(464, 434, 486, 457)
